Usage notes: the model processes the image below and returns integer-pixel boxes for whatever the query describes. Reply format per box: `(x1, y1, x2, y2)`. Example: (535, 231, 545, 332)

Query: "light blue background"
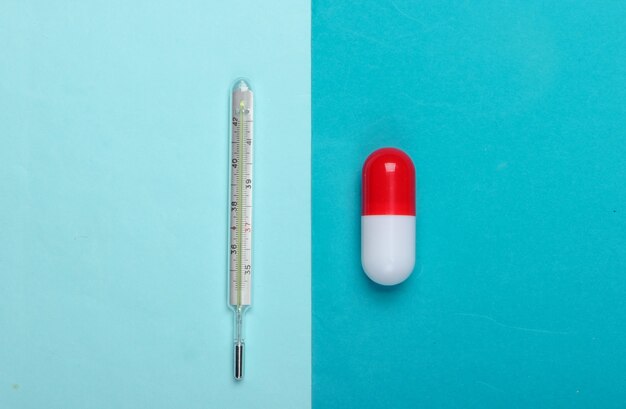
(0, 1, 310, 408)
(313, 1, 626, 408)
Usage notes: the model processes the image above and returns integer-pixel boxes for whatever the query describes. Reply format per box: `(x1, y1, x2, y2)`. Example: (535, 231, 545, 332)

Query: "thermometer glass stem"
(229, 79, 253, 380)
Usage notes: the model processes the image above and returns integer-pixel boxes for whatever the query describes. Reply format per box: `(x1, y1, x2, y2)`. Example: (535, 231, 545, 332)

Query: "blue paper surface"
(313, 1, 626, 407)
(0, 1, 310, 408)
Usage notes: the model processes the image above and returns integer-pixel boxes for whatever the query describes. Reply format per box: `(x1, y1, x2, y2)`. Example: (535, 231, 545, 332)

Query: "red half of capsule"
(362, 147, 415, 216)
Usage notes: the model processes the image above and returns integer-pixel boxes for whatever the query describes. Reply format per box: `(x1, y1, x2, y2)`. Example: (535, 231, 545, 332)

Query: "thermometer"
(228, 79, 254, 380)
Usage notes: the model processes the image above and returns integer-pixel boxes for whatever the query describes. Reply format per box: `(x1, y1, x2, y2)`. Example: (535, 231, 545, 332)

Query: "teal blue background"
(313, 1, 626, 408)
(0, 1, 310, 408)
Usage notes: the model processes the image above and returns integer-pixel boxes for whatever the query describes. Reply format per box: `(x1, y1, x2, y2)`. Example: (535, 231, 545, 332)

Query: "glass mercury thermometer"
(228, 79, 254, 380)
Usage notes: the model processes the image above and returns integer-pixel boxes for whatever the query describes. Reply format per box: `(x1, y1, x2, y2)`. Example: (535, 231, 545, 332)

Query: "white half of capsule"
(361, 215, 415, 285)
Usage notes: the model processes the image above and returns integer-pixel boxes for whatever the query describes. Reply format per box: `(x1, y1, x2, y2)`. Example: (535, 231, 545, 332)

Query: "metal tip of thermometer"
(234, 342, 244, 380)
